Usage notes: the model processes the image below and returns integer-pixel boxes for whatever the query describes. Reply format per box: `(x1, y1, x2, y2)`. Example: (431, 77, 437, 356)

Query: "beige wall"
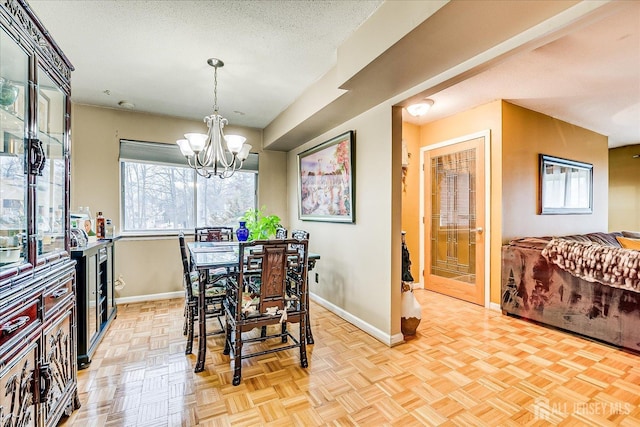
(609, 144, 640, 232)
(401, 122, 420, 280)
(71, 104, 287, 299)
(501, 101, 608, 241)
(286, 103, 403, 343)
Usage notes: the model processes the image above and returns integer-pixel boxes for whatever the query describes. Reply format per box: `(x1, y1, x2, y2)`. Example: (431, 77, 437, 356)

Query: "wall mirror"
(539, 154, 593, 214)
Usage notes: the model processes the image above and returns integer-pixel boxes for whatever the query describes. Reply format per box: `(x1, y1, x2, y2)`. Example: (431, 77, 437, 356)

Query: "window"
(120, 140, 257, 233)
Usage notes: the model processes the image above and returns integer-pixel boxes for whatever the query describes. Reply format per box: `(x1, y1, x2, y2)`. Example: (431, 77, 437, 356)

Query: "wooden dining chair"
(195, 226, 234, 242)
(222, 238, 309, 386)
(178, 232, 227, 355)
(288, 229, 316, 343)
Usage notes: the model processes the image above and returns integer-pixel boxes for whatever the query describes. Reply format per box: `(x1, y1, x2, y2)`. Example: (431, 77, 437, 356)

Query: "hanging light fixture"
(176, 58, 251, 178)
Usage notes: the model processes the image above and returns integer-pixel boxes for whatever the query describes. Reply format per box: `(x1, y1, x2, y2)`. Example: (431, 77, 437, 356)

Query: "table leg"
(195, 269, 207, 372)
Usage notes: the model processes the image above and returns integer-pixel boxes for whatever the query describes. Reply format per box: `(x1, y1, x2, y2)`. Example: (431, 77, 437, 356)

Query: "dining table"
(187, 240, 320, 373)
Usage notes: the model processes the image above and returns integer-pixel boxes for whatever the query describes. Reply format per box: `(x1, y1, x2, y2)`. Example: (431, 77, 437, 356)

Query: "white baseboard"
(115, 291, 184, 305)
(489, 301, 502, 312)
(310, 293, 405, 347)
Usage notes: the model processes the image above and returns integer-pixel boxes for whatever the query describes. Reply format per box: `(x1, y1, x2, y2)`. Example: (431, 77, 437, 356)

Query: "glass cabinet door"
(0, 28, 28, 271)
(36, 68, 66, 259)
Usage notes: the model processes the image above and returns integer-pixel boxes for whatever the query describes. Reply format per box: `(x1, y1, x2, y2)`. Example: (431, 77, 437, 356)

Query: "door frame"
(418, 130, 492, 308)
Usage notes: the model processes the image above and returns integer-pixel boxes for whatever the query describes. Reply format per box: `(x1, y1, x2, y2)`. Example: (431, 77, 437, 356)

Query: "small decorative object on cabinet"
(401, 231, 421, 338)
(0, 0, 78, 425)
(71, 239, 118, 368)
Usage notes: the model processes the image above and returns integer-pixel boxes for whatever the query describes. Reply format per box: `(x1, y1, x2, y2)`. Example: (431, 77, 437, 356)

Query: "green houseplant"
(240, 206, 281, 240)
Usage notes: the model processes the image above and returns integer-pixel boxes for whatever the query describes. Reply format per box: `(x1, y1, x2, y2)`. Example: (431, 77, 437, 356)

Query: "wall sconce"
(406, 99, 434, 117)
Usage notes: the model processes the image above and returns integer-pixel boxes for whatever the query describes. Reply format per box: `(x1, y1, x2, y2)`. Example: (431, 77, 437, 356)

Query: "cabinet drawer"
(0, 299, 40, 355)
(43, 277, 73, 320)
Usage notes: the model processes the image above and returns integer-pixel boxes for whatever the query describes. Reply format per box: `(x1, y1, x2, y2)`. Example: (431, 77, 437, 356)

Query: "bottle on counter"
(96, 211, 106, 239)
(105, 219, 114, 238)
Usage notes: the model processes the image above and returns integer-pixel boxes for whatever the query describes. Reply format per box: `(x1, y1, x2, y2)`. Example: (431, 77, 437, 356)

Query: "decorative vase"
(236, 221, 249, 241)
(0, 79, 18, 107)
(401, 282, 422, 339)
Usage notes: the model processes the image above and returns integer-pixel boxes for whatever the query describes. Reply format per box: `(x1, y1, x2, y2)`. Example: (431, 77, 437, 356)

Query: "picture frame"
(298, 130, 355, 223)
(539, 154, 593, 214)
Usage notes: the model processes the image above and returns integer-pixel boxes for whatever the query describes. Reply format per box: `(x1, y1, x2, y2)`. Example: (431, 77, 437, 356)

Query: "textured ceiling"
(28, 0, 382, 128)
(27, 1, 640, 148)
(402, 1, 640, 148)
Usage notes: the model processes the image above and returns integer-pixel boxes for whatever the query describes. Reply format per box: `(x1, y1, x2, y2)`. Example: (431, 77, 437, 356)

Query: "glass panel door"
(36, 68, 66, 258)
(423, 135, 486, 305)
(430, 148, 477, 283)
(0, 28, 28, 270)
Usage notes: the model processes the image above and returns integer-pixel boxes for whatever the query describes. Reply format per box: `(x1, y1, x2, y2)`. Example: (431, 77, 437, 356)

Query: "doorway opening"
(401, 128, 491, 307)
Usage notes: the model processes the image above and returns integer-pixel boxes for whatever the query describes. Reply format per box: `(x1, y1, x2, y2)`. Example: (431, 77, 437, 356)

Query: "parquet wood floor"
(60, 290, 640, 426)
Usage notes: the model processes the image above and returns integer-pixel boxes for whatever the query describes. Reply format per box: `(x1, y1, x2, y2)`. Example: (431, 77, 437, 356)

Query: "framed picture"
(539, 154, 593, 214)
(298, 130, 355, 222)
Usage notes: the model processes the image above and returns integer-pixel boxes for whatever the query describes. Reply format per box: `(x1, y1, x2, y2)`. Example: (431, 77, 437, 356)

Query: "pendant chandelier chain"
(213, 64, 219, 113)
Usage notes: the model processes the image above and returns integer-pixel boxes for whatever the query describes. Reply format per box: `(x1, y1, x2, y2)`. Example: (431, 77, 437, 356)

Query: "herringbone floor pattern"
(60, 290, 640, 426)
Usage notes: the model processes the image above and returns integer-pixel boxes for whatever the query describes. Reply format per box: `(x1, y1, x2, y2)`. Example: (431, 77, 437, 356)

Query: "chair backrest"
(290, 229, 309, 258)
(178, 232, 194, 299)
(195, 226, 234, 242)
(275, 225, 288, 239)
(235, 239, 308, 318)
(290, 229, 309, 241)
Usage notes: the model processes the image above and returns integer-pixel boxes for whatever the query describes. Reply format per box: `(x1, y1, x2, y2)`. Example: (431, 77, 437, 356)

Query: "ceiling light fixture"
(406, 99, 434, 117)
(176, 58, 251, 179)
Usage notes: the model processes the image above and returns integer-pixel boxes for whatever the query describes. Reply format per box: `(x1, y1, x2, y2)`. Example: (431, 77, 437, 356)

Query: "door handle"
(472, 227, 484, 234)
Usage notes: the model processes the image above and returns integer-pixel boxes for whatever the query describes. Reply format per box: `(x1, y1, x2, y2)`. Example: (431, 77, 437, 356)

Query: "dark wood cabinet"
(0, 0, 77, 425)
(71, 239, 117, 368)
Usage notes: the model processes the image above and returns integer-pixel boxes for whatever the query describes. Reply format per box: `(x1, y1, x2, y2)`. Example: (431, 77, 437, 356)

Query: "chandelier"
(176, 58, 251, 178)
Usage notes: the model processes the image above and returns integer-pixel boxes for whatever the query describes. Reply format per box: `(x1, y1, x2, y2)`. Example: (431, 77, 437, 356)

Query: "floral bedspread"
(542, 239, 640, 293)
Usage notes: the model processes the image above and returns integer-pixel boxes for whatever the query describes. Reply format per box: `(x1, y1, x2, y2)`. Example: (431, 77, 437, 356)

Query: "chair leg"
(183, 304, 188, 336)
(232, 328, 242, 386)
(299, 316, 308, 368)
(260, 325, 267, 337)
(223, 317, 231, 356)
(185, 303, 195, 355)
(305, 288, 314, 344)
(281, 322, 288, 343)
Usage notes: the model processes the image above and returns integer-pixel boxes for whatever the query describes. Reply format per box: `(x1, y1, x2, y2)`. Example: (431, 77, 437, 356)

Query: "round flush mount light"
(406, 99, 434, 117)
(118, 100, 135, 110)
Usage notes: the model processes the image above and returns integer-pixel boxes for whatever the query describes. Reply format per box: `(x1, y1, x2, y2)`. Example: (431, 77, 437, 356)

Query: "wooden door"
(423, 136, 485, 305)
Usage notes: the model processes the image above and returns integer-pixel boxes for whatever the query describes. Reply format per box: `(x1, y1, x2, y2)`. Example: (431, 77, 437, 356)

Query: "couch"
(501, 231, 640, 352)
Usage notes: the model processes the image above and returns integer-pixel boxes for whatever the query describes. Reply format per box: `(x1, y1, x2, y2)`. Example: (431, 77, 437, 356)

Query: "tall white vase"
(401, 283, 422, 338)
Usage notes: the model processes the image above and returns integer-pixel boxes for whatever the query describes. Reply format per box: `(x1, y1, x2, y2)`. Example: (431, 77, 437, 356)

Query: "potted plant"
(240, 206, 281, 241)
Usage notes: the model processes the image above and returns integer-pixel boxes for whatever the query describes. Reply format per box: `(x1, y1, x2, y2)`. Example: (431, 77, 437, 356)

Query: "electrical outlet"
(315, 273, 319, 283)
